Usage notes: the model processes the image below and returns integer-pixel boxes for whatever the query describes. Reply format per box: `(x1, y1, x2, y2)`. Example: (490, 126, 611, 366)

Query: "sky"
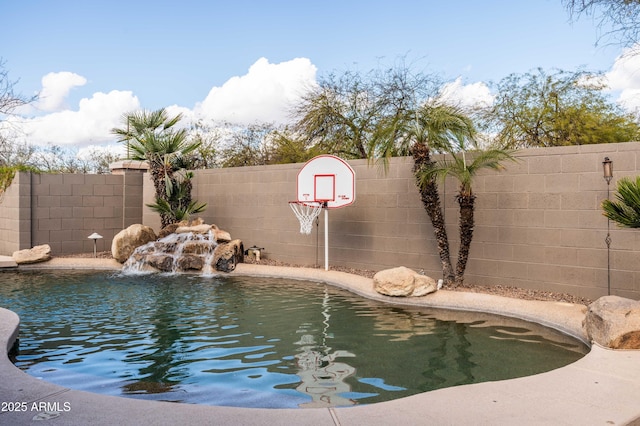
(2, 0, 640, 154)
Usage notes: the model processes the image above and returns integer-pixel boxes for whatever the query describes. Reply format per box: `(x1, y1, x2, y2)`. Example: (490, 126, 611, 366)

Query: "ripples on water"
(0, 270, 588, 408)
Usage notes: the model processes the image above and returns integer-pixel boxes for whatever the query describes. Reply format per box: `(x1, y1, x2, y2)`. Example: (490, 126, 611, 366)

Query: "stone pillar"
(109, 160, 148, 229)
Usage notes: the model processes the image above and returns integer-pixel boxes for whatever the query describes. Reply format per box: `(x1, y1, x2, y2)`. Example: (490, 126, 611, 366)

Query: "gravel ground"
(244, 258, 594, 306)
(59, 252, 593, 306)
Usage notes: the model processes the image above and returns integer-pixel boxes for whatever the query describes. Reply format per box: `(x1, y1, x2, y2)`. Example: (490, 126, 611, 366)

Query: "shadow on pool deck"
(1, 259, 640, 425)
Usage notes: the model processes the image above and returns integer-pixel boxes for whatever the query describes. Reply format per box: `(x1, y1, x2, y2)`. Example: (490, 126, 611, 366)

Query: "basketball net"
(289, 201, 323, 235)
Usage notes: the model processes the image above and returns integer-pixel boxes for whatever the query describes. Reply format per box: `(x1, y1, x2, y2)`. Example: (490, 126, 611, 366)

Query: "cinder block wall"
(29, 173, 125, 254)
(0, 171, 145, 256)
(1, 143, 638, 300)
(0, 172, 31, 255)
(188, 143, 640, 300)
(461, 143, 639, 300)
(191, 157, 442, 273)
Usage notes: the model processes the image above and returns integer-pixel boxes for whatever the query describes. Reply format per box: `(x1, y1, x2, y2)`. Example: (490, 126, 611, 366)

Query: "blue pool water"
(0, 270, 588, 408)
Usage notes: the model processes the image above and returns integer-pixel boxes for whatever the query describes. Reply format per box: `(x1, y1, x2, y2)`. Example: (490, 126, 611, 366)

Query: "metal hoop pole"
(324, 208, 329, 271)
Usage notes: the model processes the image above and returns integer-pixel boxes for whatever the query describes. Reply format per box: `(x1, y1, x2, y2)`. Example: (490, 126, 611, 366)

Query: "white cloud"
(195, 57, 317, 125)
(165, 104, 197, 129)
(438, 77, 494, 109)
(604, 45, 640, 113)
(13, 90, 140, 146)
(616, 88, 640, 113)
(37, 72, 88, 112)
(6, 57, 317, 149)
(77, 143, 126, 161)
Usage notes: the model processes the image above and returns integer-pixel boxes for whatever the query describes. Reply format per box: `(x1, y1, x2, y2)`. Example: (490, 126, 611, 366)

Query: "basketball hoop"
(289, 201, 323, 235)
(290, 155, 356, 270)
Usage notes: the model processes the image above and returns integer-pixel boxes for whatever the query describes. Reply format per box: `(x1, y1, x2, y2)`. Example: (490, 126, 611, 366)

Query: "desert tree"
(0, 59, 35, 117)
(217, 122, 280, 167)
(292, 64, 435, 160)
(0, 59, 38, 168)
(482, 68, 640, 148)
(563, 0, 640, 50)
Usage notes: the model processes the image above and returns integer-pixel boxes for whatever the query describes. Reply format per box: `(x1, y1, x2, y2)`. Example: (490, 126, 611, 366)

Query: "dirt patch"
(59, 251, 114, 259)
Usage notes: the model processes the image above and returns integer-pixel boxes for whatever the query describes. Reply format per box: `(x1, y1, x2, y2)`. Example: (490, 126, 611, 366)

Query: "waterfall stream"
(123, 231, 219, 274)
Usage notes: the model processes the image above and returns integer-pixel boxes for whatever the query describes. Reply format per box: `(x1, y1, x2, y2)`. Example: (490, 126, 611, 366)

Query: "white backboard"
(296, 155, 355, 208)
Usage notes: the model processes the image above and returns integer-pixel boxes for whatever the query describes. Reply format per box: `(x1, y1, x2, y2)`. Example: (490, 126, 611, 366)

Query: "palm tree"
(377, 102, 479, 285)
(419, 143, 516, 284)
(292, 68, 478, 285)
(602, 176, 640, 228)
(112, 109, 204, 228)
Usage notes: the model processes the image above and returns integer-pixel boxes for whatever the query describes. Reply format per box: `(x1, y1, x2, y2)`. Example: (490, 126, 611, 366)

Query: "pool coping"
(1, 259, 639, 425)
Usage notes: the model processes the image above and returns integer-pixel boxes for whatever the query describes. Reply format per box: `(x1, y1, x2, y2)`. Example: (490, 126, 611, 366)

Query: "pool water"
(0, 270, 588, 408)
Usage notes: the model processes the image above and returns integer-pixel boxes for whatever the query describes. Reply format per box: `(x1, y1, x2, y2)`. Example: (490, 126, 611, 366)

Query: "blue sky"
(2, 0, 639, 149)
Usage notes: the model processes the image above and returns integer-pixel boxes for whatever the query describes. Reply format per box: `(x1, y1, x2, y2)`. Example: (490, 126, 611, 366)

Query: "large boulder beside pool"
(213, 239, 244, 273)
(583, 295, 640, 349)
(373, 266, 438, 297)
(112, 224, 157, 263)
(12, 244, 51, 264)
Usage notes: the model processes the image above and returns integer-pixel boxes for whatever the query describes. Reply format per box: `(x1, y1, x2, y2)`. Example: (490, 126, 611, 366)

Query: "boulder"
(175, 254, 204, 271)
(157, 218, 200, 239)
(157, 223, 180, 239)
(111, 224, 157, 263)
(12, 244, 51, 264)
(144, 254, 174, 272)
(176, 224, 212, 234)
(181, 241, 216, 255)
(583, 296, 640, 349)
(189, 217, 205, 226)
(159, 222, 231, 242)
(119, 220, 242, 274)
(213, 228, 232, 243)
(153, 241, 178, 255)
(213, 239, 244, 272)
(373, 266, 438, 297)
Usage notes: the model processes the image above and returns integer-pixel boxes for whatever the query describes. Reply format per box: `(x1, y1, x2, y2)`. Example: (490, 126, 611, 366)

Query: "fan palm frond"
(603, 176, 640, 228)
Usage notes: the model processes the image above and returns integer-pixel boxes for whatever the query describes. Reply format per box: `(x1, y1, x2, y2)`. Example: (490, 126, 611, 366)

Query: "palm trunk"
(149, 162, 172, 229)
(181, 177, 194, 213)
(455, 193, 476, 284)
(411, 143, 455, 285)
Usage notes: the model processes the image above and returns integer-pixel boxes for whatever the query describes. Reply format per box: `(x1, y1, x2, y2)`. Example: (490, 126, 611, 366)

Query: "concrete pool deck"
(1, 258, 639, 425)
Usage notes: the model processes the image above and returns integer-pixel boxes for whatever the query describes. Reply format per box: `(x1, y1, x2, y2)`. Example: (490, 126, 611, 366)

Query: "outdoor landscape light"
(603, 157, 613, 184)
(602, 157, 613, 295)
(247, 245, 265, 262)
(88, 232, 103, 258)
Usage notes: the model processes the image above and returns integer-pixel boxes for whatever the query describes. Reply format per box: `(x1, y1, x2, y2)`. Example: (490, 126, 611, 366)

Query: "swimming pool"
(0, 270, 588, 409)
